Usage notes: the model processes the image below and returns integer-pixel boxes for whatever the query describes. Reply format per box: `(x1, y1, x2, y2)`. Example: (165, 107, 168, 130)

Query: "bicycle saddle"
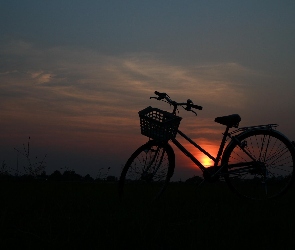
(214, 114, 241, 128)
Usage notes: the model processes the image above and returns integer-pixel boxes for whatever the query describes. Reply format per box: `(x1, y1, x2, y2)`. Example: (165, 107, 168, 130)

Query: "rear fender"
(222, 128, 292, 166)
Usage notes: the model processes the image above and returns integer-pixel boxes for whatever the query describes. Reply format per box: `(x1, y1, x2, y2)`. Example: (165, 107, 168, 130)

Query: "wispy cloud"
(0, 40, 270, 140)
(3, 39, 285, 174)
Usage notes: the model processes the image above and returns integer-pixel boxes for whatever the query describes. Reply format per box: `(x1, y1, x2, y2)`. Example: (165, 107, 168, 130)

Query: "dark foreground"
(0, 180, 295, 250)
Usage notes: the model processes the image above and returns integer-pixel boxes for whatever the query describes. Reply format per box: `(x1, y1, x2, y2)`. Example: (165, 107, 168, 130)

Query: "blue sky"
(1, 1, 295, 180)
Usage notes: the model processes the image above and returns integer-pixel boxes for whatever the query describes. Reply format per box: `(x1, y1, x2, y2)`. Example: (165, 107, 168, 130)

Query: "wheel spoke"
(223, 129, 295, 200)
(119, 141, 173, 202)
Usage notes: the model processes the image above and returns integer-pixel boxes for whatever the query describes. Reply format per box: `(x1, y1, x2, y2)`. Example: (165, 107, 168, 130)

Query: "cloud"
(1, 39, 295, 179)
(30, 71, 53, 84)
(0, 39, 273, 145)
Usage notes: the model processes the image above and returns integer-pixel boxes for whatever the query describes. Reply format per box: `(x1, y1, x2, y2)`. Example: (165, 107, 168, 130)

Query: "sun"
(191, 142, 218, 168)
(201, 155, 213, 167)
(181, 140, 218, 169)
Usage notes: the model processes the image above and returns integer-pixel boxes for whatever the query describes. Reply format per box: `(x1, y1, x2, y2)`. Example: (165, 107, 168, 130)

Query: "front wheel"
(118, 140, 175, 202)
(222, 129, 295, 200)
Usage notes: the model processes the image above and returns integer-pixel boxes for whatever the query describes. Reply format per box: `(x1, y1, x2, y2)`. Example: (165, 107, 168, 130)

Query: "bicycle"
(119, 91, 295, 201)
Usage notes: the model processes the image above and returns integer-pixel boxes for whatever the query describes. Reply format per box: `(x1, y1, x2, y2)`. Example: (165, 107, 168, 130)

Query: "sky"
(1, 1, 295, 181)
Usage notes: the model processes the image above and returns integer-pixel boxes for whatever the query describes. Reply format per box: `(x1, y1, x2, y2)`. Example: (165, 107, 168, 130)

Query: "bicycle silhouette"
(119, 91, 295, 200)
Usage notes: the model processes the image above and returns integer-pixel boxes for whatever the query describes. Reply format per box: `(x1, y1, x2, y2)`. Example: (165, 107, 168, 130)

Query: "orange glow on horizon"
(200, 155, 214, 167)
(198, 142, 219, 168)
(175, 138, 220, 171)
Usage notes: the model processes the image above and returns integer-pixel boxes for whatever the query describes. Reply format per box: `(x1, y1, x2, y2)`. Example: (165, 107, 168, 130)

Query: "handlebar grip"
(154, 91, 167, 99)
(192, 104, 203, 110)
(186, 99, 202, 110)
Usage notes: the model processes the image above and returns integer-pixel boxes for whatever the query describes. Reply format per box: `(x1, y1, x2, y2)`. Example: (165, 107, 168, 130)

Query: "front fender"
(163, 142, 176, 179)
(145, 140, 176, 179)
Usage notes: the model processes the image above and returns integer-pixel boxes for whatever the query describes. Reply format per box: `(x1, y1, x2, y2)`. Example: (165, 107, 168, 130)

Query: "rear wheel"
(118, 140, 175, 202)
(223, 129, 295, 200)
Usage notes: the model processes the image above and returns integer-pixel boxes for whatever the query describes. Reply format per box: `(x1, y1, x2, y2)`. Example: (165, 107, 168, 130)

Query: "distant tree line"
(0, 137, 118, 182)
(0, 164, 118, 183)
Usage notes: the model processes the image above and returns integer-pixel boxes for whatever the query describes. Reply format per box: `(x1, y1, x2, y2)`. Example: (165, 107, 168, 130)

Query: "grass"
(0, 180, 295, 249)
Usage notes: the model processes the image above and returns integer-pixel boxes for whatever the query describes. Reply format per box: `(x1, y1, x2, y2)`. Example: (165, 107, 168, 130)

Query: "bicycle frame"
(170, 124, 280, 178)
(118, 91, 295, 200)
(171, 126, 231, 173)
(146, 92, 284, 179)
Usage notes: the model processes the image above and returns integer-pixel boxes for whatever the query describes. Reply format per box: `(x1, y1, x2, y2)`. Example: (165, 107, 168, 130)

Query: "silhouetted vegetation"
(1, 138, 295, 248)
(0, 169, 118, 183)
(0, 180, 295, 249)
(1, 137, 118, 183)
(185, 175, 204, 184)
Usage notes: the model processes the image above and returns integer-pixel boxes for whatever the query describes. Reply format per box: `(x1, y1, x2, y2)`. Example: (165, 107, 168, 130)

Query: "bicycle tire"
(222, 128, 295, 200)
(118, 140, 175, 202)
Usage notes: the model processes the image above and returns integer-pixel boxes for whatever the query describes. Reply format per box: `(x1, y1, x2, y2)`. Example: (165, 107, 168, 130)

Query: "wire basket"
(138, 106, 182, 141)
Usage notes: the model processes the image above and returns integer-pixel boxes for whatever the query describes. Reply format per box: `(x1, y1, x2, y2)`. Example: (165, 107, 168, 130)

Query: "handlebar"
(154, 91, 167, 100)
(151, 91, 203, 115)
(186, 99, 203, 111)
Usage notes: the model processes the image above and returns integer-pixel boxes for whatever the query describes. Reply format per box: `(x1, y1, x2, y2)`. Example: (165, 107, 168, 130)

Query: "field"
(0, 180, 295, 249)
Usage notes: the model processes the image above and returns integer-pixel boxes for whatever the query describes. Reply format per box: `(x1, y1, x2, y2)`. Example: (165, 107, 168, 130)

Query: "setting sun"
(192, 140, 219, 168)
(178, 139, 219, 171)
(201, 155, 214, 167)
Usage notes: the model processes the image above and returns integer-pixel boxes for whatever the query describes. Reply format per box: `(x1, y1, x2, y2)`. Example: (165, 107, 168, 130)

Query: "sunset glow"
(201, 156, 214, 168)
(194, 142, 219, 168)
(1, 2, 295, 181)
